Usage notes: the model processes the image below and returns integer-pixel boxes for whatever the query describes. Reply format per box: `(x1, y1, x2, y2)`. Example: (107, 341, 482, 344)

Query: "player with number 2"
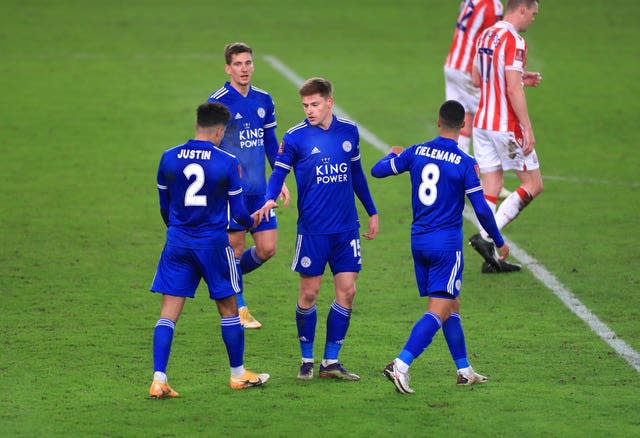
(148, 102, 269, 398)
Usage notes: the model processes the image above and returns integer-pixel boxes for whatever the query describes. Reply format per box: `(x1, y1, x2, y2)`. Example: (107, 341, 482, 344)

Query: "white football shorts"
(473, 128, 540, 172)
(444, 66, 480, 114)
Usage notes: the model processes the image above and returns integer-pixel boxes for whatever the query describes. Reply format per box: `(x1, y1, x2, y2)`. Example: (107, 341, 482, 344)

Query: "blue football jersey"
(276, 116, 362, 234)
(390, 137, 482, 250)
(157, 139, 245, 249)
(207, 82, 277, 196)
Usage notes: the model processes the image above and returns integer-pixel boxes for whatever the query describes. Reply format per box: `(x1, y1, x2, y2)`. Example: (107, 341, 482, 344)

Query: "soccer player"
(148, 102, 269, 398)
(371, 100, 509, 394)
(469, 0, 542, 273)
(207, 42, 289, 329)
(445, 0, 503, 156)
(445, 0, 512, 199)
(257, 77, 379, 381)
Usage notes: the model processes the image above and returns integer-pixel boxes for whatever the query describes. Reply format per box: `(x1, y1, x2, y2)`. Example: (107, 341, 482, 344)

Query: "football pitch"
(2, 1, 639, 436)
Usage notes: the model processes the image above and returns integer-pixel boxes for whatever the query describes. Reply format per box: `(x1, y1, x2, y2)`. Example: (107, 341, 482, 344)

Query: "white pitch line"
(263, 54, 640, 373)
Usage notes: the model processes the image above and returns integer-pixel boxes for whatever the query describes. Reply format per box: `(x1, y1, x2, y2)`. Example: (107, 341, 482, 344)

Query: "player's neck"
(502, 14, 521, 31)
(230, 81, 250, 97)
(438, 130, 459, 142)
(317, 113, 334, 130)
(194, 132, 216, 144)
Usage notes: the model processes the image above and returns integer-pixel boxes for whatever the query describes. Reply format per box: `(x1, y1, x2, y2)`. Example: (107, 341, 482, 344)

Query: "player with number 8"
(372, 100, 509, 393)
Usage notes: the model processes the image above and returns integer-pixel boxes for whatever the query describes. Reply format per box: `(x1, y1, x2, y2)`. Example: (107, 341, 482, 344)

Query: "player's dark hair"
(224, 42, 253, 65)
(506, 0, 538, 12)
(197, 102, 230, 128)
(439, 100, 465, 130)
(299, 77, 332, 98)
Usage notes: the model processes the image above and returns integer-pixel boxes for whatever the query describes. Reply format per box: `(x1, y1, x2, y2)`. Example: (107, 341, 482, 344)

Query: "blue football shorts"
(291, 228, 362, 276)
(150, 244, 241, 300)
(228, 195, 277, 233)
(412, 248, 463, 299)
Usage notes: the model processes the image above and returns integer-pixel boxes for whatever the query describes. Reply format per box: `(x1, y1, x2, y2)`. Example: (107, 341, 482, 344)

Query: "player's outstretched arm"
(256, 199, 278, 223)
(370, 148, 403, 178)
(467, 190, 505, 249)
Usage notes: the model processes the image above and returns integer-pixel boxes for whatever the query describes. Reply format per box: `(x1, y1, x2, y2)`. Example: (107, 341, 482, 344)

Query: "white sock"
(457, 135, 471, 154)
(230, 365, 245, 377)
(153, 371, 167, 383)
(394, 358, 410, 373)
(321, 359, 338, 367)
(495, 191, 526, 229)
(457, 366, 472, 375)
(301, 358, 314, 364)
(480, 196, 498, 240)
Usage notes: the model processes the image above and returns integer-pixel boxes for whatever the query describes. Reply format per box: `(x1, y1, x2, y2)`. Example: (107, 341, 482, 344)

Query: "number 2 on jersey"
(183, 163, 207, 206)
(456, 0, 475, 32)
(418, 163, 440, 206)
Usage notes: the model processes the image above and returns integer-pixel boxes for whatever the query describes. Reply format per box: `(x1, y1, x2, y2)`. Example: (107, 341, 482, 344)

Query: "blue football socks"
(398, 312, 442, 367)
(153, 318, 175, 373)
(240, 246, 264, 275)
(296, 304, 317, 360)
(324, 301, 351, 361)
(442, 312, 470, 369)
(221, 315, 244, 368)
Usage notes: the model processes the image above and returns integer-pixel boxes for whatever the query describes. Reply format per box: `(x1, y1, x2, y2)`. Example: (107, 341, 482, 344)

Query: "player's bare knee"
(255, 244, 276, 261)
(299, 289, 319, 307)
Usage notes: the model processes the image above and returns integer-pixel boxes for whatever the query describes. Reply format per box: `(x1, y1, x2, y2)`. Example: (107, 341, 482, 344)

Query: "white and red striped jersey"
(445, 0, 503, 74)
(473, 20, 528, 133)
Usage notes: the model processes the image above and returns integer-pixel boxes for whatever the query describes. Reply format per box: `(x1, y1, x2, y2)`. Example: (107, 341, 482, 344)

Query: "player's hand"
(523, 71, 542, 87)
(390, 146, 404, 155)
(363, 214, 379, 240)
(257, 199, 278, 222)
(250, 211, 262, 229)
(279, 182, 291, 207)
(522, 126, 536, 156)
(496, 243, 510, 260)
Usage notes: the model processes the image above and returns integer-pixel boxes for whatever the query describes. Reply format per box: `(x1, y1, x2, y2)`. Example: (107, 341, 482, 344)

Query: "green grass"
(1, 0, 639, 436)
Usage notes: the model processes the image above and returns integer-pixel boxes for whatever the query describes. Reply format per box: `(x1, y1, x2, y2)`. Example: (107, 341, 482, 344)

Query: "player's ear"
(437, 117, 442, 128)
(224, 64, 231, 75)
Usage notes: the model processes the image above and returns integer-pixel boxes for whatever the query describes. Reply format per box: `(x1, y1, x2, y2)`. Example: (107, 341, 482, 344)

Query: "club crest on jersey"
(342, 140, 352, 152)
(301, 257, 311, 268)
(257, 107, 265, 118)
